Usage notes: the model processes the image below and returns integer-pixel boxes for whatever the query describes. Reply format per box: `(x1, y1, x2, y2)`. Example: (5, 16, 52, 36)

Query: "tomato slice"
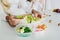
(37, 24, 46, 30)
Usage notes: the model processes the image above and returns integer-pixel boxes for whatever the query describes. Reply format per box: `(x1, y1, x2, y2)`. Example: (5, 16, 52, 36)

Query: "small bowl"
(15, 25, 32, 37)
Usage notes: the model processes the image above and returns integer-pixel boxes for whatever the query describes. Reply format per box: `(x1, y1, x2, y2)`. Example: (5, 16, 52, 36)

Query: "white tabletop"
(0, 0, 60, 40)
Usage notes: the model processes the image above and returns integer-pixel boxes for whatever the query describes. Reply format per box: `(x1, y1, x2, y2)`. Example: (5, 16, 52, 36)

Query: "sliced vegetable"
(26, 18, 32, 23)
(16, 26, 24, 33)
(26, 15, 41, 23)
(37, 24, 47, 30)
(15, 15, 24, 19)
(26, 15, 33, 23)
(33, 17, 40, 21)
(16, 28, 21, 33)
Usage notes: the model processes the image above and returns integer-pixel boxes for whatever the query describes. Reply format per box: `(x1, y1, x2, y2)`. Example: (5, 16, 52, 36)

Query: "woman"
(1, 0, 43, 27)
(1, 0, 33, 27)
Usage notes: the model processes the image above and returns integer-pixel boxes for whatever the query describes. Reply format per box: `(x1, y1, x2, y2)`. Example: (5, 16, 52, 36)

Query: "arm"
(1, 0, 11, 16)
(39, 0, 45, 11)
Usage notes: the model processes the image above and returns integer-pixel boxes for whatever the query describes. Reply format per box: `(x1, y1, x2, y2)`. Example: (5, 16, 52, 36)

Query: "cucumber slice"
(33, 17, 40, 21)
(26, 15, 33, 23)
(16, 28, 20, 33)
(15, 15, 24, 19)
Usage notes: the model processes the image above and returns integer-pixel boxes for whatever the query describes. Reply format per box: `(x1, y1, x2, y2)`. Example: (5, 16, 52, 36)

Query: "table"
(0, 0, 60, 40)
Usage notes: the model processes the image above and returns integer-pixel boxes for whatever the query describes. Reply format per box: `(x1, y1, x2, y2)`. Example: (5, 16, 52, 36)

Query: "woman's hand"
(32, 9, 42, 18)
(6, 15, 20, 27)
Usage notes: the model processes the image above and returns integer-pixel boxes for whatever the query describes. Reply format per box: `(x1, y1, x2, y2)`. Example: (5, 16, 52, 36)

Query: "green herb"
(24, 27, 32, 33)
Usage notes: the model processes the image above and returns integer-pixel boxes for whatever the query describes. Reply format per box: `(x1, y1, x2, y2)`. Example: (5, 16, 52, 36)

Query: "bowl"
(15, 25, 32, 37)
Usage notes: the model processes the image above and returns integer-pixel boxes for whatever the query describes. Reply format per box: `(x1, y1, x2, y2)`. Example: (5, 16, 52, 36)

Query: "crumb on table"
(58, 23, 60, 27)
(49, 20, 53, 23)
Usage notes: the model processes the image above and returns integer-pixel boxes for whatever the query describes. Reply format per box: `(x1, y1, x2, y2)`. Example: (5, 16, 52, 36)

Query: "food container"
(15, 24, 33, 37)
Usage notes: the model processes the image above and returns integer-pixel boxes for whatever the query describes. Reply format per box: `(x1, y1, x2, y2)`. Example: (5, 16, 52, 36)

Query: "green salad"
(26, 15, 40, 23)
(16, 26, 32, 33)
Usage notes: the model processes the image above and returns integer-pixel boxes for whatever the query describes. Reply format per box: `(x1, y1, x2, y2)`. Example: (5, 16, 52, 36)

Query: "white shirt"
(19, 1, 32, 13)
(9, 4, 26, 16)
(33, 1, 42, 12)
(8, 0, 32, 16)
(7, 0, 20, 4)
